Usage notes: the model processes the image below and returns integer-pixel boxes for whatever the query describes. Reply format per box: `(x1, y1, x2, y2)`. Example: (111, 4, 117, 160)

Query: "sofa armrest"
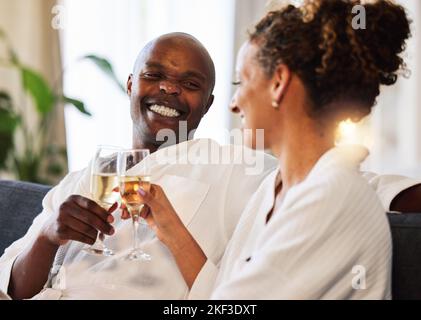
(0, 180, 51, 254)
(388, 212, 421, 300)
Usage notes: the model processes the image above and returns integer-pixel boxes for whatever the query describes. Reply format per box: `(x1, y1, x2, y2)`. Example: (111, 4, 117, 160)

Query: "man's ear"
(203, 94, 214, 115)
(271, 64, 291, 105)
(127, 74, 133, 96)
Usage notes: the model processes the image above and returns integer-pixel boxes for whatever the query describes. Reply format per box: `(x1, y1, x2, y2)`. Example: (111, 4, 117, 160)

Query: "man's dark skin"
(390, 184, 421, 213)
(7, 33, 215, 300)
(128, 33, 215, 152)
(6, 33, 421, 299)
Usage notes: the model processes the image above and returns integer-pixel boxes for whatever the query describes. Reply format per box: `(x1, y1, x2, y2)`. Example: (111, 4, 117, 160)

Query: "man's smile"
(148, 104, 181, 118)
(143, 98, 188, 120)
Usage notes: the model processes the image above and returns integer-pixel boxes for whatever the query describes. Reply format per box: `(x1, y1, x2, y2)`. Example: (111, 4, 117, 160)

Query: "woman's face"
(230, 42, 277, 150)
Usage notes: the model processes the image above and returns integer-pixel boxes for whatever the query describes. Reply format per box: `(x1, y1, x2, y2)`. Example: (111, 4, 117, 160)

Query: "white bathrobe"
(189, 145, 419, 300)
(0, 141, 419, 299)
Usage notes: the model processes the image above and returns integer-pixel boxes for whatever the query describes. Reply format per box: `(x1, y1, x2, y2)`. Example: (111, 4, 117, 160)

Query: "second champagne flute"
(117, 149, 152, 261)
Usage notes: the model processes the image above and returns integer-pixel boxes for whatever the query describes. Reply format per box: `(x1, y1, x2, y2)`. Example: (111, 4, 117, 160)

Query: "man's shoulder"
(49, 166, 90, 199)
(151, 138, 277, 177)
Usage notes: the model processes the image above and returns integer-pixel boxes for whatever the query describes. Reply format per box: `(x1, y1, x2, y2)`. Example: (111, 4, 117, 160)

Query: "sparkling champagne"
(91, 174, 120, 209)
(119, 175, 151, 216)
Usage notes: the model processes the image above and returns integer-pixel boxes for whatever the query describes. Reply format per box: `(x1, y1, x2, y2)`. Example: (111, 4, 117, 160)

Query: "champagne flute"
(84, 145, 120, 256)
(117, 149, 152, 261)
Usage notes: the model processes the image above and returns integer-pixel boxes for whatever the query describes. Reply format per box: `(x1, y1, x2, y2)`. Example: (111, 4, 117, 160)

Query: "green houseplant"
(0, 28, 124, 184)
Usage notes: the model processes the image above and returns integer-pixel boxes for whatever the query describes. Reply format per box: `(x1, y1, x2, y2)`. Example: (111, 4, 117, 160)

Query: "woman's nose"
(159, 80, 181, 95)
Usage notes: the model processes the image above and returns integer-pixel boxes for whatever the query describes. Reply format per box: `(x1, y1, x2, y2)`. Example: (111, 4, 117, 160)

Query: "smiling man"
(128, 33, 215, 151)
(0, 33, 277, 300)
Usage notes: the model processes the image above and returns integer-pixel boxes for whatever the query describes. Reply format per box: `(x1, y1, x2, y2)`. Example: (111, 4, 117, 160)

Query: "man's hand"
(41, 195, 117, 246)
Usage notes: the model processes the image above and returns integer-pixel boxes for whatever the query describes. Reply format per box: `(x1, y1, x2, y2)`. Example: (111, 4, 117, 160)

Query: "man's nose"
(159, 80, 181, 96)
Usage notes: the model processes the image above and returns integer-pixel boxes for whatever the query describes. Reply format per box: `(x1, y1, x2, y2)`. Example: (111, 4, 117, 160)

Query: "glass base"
(126, 249, 151, 261)
(83, 245, 115, 256)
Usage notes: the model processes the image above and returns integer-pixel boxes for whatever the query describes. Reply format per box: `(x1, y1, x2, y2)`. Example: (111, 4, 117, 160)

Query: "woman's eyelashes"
(232, 80, 241, 86)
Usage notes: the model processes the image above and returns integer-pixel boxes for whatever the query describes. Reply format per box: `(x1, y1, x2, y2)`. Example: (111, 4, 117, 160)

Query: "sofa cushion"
(388, 212, 421, 300)
(0, 180, 51, 254)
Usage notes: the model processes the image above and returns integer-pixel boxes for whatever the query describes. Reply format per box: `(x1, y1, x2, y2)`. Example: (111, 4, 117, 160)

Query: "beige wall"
(0, 0, 67, 178)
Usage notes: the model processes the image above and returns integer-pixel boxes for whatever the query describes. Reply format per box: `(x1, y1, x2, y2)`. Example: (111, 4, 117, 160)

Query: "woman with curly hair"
(138, 0, 412, 299)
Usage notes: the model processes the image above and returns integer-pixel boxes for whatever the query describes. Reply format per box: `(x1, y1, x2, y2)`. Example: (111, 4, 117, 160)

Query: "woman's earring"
(272, 100, 279, 109)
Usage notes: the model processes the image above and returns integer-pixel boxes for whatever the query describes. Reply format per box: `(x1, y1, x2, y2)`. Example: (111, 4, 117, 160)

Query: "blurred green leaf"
(0, 132, 13, 169)
(14, 156, 41, 183)
(0, 94, 20, 169)
(83, 54, 126, 93)
(0, 109, 19, 132)
(0, 92, 20, 132)
(1, 29, 123, 183)
(61, 96, 92, 116)
(20, 66, 55, 114)
(46, 162, 64, 176)
(46, 145, 67, 158)
(0, 91, 12, 110)
(45, 144, 67, 157)
(45, 144, 59, 155)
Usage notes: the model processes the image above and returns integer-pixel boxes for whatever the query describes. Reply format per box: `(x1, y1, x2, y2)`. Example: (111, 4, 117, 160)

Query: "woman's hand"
(137, 183, 207, 288)
(137, 184, 189, 250)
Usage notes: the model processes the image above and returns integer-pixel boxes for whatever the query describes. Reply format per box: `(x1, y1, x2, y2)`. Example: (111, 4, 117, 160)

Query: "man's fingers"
(66, 203, 114, 235)
(70, 195, 110, 222)
(108, 202, 118, 214)
(107, 202, 118, 223)
(63, 228, 97, 245)
(59, 215, 98, 241)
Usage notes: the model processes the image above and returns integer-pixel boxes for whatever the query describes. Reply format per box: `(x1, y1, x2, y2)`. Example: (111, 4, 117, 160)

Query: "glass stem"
(132, 211, 140, 251)
(97, 232, 106, 248)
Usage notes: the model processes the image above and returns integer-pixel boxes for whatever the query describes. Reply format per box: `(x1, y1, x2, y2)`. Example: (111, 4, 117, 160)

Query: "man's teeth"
(149, 104, 180, 118)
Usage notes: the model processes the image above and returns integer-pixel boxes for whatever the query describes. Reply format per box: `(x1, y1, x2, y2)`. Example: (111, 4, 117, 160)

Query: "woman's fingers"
(136, 184, 185, 245)
(137, 184, 180, 227)
(138, 184, 165, 211)
(119, 202, 130, 220)
(121, 209, 130, 219)
(119, 202, 148, 220)
(140, 205, 150, 219)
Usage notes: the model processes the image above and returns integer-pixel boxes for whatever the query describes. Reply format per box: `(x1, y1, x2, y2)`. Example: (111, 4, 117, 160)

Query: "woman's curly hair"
(250, 0, 411, 121)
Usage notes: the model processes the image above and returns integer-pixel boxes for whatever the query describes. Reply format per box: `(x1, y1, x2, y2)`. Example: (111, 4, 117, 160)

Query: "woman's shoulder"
(259, 167, 387, 254)
(280, 166, 384, 224)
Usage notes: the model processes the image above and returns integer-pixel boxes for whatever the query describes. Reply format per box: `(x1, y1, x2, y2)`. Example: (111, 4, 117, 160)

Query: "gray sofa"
(1, 179, 420, 299)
